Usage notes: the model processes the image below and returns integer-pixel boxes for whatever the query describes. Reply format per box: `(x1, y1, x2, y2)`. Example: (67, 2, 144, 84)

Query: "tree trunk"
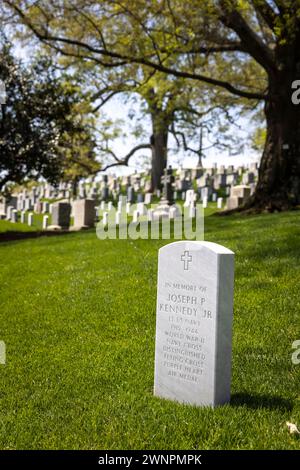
(197, 124, 203, 168)
(246, 62, 300, 211)
(72, 176, 79, 198)
(150, 113, 169, 192)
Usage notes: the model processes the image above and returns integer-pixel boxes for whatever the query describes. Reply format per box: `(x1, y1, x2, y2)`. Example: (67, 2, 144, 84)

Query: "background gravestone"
(154, 241, 234, 407)
(73, 199, 96, 229)
(51, 202, 71, 229)
(161, 166, 175, 205)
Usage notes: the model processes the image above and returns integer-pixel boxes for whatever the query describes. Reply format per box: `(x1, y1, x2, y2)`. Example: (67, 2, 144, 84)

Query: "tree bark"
(246, 52, 300, 211)
(150, 112, 169, 191)
(71, 176, 79, 198)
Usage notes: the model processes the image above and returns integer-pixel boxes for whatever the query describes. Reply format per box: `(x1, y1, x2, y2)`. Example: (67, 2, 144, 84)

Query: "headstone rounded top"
(159, 240, 234, 256)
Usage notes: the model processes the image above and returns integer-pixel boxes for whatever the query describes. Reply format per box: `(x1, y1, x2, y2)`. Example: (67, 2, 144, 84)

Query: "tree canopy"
(0, 40, 100, 190)
(2, 1, 300, 210)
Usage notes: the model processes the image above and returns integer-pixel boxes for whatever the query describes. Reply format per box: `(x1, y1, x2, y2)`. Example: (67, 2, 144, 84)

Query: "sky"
(101, 95, 261, 177)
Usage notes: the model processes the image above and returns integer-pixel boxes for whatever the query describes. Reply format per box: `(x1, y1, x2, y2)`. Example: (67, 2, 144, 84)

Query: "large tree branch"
(173, 44, 247, 54)
(98, 143, 152, 172)
(35, 38, 269, 100)
(92, 90, 123, 112)
(91, 66, 159, 112)
(111, 2, 246, 55)
(218, 2, 276, 73)
(171, 123, 224, 157)
(251, 0, 278, 31)
(171, 124, 200, 156)
(5, 1, 268, 101)
(41, 40, 268, 100)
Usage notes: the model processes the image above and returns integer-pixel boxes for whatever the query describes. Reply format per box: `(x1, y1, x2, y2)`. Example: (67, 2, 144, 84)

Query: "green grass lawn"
(0, 218, 38, 233)
(0, 213, 50, 233)
(0, 209, 299, 449)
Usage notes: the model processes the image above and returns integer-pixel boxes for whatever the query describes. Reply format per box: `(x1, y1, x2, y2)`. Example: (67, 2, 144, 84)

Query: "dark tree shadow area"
(0, 230, 78, 243)
(231, 393, 293, 412)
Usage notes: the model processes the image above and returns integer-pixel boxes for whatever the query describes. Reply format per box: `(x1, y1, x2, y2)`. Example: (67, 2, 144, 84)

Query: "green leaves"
(0, 41, 98, 189)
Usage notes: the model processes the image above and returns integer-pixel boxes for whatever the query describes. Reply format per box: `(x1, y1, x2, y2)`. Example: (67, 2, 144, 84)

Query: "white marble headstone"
(184, 190, 196, 208)
(147, 209, 154, 222)
(154, 241, 234, 407)
(42, 215, 49, 230)
(115, 211, 121, 225)
(28, 213, 33, 226)
(217, 197, 223, 209)
(189, 205, 196, 218)
(144, 193, 152, 205)
(102, 212, 108, 226)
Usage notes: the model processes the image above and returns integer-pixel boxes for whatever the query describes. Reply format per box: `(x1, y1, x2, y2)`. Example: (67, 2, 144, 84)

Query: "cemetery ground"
(0, 209, 299, 450)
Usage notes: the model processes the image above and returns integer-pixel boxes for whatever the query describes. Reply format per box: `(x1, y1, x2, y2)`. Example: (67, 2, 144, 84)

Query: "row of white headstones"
(184, 190, 223, 210)
(100, 197, 223, 226)
(6, 207, 50, 229)
(6, 194, 224, 230)
(100, 202, 183, 225)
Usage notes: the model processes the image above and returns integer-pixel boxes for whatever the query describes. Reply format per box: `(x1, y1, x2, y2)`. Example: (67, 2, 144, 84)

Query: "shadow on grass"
(231, 393, 293, 411)
(0, 229, 78, 243)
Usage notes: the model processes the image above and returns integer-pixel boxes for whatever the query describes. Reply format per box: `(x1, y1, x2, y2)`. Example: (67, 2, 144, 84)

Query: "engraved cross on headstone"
(181, 250, 192, 270)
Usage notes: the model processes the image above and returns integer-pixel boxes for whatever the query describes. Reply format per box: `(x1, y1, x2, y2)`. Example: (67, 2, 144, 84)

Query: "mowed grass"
(0, 213, 51, 233)
(0, 209, 299, 449)
(0, 219, 38, 233)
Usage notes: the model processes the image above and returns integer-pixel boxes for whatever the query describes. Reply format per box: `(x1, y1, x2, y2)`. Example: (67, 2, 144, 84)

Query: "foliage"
(1, 1, 268, 169)
(0, 41, 99, 189)
(3, 1, 300, 207)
